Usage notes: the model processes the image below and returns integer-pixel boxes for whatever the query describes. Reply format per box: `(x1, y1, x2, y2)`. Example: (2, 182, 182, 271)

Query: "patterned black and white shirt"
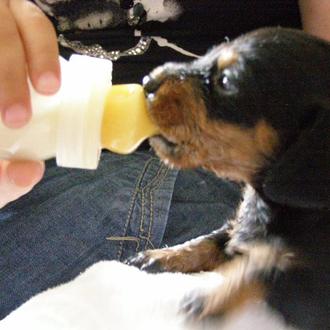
(32, 0, 301, 84)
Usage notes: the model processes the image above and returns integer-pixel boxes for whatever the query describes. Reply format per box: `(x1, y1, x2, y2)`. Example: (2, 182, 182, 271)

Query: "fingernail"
(36, 72, 60, 94)
(4, 104, 30, 128)
(7, 161, 45, 187)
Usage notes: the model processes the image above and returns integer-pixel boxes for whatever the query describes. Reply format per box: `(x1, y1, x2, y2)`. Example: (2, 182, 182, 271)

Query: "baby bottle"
(0, 55, 158, 169)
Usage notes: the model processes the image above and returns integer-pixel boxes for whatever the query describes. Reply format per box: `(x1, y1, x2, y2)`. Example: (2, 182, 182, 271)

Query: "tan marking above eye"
(217, 49, 239, 70)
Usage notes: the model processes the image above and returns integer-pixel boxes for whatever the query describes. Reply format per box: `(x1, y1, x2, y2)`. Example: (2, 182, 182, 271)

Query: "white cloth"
(0, 261, 294, 330)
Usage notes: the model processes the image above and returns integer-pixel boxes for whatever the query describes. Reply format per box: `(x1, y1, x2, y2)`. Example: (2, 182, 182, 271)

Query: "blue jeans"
(0, 151, 241, 319)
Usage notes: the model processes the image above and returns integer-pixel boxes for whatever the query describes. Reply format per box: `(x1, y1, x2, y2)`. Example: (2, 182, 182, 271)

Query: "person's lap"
(0, 150, 241, 319)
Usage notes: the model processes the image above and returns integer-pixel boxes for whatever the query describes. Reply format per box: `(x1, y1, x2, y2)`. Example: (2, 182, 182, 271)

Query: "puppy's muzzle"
(143, 63, 210, 99)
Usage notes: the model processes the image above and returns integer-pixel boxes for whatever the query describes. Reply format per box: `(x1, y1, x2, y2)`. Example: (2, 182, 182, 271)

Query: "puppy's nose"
(143, 63, 181, 95)
(142, 74, 162, 95)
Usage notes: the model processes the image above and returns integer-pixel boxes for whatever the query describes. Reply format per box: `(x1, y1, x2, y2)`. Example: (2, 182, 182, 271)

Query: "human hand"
(0, 0, 60, 128)
(0, 0, 60, 207)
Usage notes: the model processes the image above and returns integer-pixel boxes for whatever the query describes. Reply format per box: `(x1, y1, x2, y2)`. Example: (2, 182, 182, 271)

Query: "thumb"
(0, 160, 45, 208)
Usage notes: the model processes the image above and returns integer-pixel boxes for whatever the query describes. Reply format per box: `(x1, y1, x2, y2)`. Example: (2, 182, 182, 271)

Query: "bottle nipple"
(101, 84, 159, 154)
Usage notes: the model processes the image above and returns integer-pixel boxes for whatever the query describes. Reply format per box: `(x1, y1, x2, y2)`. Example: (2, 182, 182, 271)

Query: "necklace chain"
(58, 34, 152, 61)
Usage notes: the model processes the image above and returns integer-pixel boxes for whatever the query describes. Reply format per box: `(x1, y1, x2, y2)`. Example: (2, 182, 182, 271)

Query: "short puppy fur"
(127, 28, 330, 330)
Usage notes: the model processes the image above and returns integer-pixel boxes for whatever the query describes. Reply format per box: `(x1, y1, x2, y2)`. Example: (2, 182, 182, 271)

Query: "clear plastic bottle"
(0, 55, 158, 169)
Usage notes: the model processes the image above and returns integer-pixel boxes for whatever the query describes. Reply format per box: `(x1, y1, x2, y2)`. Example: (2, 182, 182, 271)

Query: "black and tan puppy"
(127, 27, 330, 329)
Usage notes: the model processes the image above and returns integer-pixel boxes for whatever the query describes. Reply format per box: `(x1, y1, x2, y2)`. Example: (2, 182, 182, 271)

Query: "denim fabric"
(164, 169, 241, 247)
(0, 150, 241, 319)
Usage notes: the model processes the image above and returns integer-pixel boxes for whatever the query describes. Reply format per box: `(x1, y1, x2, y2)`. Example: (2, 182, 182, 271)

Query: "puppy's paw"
(126, 234, 229, 273)
(180, 280, 265, 320)
(180, 291, 209, 320)
(180, 288, 232, 320)
(125, 249, 169, 273)
(180, 241, 294, 320)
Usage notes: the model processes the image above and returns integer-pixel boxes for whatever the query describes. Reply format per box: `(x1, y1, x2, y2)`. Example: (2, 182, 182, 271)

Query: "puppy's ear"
(263, 103, 330, 209)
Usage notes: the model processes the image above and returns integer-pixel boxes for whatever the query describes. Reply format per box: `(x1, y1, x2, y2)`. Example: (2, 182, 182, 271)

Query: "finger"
(0, 1, 31, 128)
(0, 160, 45, 208)
(10, 0, 61, 95)
(7, 160, 45, 187)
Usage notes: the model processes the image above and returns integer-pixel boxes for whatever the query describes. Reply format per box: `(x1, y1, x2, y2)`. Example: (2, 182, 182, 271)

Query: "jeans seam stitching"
(147, 166, 169, 249)
(137, 159, 164, 251)
(116, 158, 154, 260)
(142, 164, 169, 250)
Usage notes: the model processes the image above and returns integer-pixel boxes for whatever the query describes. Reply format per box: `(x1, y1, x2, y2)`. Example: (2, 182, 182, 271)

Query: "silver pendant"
(58, 34, 152, 61)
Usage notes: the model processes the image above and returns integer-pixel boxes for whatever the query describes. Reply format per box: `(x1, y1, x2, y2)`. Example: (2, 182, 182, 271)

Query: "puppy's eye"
(216, 69, 237, 93)
(218, 73, 230, 89)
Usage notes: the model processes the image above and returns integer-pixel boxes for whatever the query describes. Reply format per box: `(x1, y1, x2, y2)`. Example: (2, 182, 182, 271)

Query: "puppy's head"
(145, 28, 330, 208)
